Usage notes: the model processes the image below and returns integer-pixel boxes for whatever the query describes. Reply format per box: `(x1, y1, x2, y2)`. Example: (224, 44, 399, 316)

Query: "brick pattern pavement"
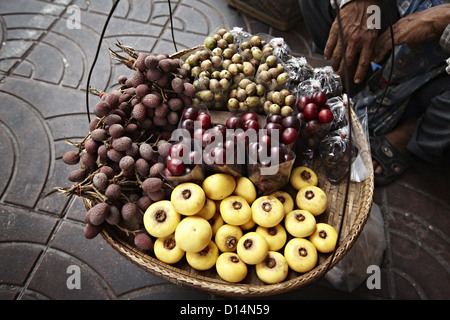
(0, 0, 449, 300)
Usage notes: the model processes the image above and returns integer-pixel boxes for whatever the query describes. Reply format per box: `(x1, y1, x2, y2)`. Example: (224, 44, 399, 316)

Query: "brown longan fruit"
(62, 151, 80, 165)
(112, 136, 132, 152)
(141, 177, 163, 194)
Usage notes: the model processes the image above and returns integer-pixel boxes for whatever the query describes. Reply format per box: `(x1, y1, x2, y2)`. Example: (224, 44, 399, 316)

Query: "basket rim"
(84, 107, 374, 297)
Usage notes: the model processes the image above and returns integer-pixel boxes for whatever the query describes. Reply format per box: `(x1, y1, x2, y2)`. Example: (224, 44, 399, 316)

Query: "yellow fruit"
(284, 238, 317, 273)
(233, 176, 257, 204)
(239, 218, 256, 231)
(208, 212, 224, 236)
(144, 200, 180, 238)
(195, 198, 216, 220)
(237, 232, 269, 265)
(220, 195, 252, 226)
(186, 240, 219, 270)
(202, 173, 236, 200)
(290, 166, 318, 190)
(284, 209, 316, 238)
(215, 224, 243, 252)
(296, 185, 327, 216)
(171, 182, 206, 215)
(256, 251, 289, 284)
(309, 223, 338, 253)
(216, 252, 248, 283)
(153, 233, 185, 264)
(269, 190, 294, 216)
(255, 224, 287, 251)
(175, 216, 212, 253)
(251, 196, 284, 228)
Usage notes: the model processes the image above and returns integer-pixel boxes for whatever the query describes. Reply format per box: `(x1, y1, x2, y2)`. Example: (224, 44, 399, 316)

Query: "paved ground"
(0, 0, 449, 300)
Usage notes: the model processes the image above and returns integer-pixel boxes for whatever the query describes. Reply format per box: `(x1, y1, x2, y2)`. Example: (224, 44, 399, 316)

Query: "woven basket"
(83, 106, 374, 297)
(225, 0, 303, 31)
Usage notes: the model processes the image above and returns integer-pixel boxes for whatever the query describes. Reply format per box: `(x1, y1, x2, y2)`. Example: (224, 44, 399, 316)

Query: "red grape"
(182, 107, 198, 120)
(167, 158, 185, 175)
(312, 91, 327, 106)
(211, 124, 226, 138)
(226, 116, 244, 130)
(244, 119, 259, 131)
(282, 115, 300, 130)
(267, 114, 283, 124)
(281, 127, 298, 145)
(318, 108, 333, 123)
(264, 122, 282, 137)
(180, 119, 195, 135)
(169, 143, 187, 159)
(196, 112, 212, 129)
(259, 134, 272, 147)
(303, 103, 319, 119)
(241, 112, 258, 122)
(296, 96, 312, 112)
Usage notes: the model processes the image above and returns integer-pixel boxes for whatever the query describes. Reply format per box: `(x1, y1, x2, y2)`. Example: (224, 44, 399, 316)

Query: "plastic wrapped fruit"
(247, 143, 296, 194)
(317, 128, 359, 184)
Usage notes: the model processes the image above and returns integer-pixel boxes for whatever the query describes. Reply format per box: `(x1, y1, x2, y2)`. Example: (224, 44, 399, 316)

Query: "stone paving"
(0, 0, 449, 300)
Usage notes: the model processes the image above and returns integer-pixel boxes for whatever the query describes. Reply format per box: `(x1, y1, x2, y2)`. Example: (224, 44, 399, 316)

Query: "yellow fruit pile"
(143, 168, 338, 284)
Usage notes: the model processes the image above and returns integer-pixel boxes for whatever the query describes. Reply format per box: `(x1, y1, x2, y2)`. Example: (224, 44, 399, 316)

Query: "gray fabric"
(408, 89, 450, 164)
(440, 24, 450, 52)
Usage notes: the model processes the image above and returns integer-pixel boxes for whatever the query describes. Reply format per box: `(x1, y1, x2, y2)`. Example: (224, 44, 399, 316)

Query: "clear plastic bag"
(285, 56, 314, 87)
(325, 203, 386, 292)
(230, 26, 252, 47)
(312, 66, 342, 98)
(327, 96, 349, 132)
(295, 78, 322, 99)
(317, 126, 359, 184)
(268, 37, 291, 62)
(319, 95, 370, 183)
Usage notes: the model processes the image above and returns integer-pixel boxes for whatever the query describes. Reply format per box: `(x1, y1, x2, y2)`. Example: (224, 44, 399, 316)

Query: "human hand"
(373, 4, 450, 63)
(324, 0, 381, 84)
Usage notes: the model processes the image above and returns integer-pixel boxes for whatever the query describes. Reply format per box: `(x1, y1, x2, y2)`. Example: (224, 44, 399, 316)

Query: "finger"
(343, 41, 359, 71)
(330, 37, 344, 73)
(324, 22, 338, 60)
(373, 31, 393, 63)
(354, 43, 374, 84)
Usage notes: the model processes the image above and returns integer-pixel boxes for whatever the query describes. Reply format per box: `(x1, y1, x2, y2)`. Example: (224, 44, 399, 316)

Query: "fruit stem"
(301, 170, 311, 180)
(232, 201, 242, 210)
(298, 247, 308, 257)
(164, 237, 176, 250)
(305, 190, 315, 200)
(319, 230, 327, 239)
(268, 227, 277, 236)
(155, 210, 167, 223)
(230, 255, 240, 263)
(225, 236, 237, 249)
(243, 239, 253, 249)
(265, 257, 276, 269)
(262, 202, 272, 212)
(182, 189, 192, 200)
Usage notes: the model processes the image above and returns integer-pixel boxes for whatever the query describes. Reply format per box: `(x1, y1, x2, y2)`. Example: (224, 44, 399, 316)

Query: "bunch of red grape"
(60, 48, 197, 249)
(296, 91, 334, 148)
